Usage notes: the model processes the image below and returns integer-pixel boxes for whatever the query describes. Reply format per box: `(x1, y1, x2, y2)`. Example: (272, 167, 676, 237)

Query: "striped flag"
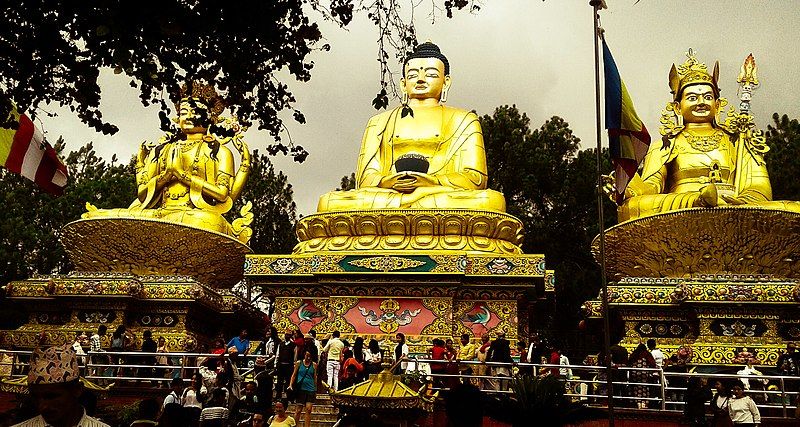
(0, 106, 68, 195)
(602, 39, 651, 204)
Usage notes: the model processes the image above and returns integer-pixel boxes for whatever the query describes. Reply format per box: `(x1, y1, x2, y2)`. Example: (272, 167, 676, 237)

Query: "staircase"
(287, 392, 339, 427)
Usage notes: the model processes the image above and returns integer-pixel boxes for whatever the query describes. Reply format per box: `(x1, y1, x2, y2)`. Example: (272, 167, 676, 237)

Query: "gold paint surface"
(61, 218, 249, 288)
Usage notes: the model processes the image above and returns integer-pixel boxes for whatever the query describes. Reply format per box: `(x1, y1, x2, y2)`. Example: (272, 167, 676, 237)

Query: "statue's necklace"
(682, 129, 723, 152)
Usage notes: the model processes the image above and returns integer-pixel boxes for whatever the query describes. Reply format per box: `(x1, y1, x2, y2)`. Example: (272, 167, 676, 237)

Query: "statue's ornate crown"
(176, 81, 226, 120)
(669, 49, 719, 100)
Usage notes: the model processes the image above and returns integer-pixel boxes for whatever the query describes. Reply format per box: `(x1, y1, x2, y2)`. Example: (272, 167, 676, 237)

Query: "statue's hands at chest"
(380, 172, 440, 193)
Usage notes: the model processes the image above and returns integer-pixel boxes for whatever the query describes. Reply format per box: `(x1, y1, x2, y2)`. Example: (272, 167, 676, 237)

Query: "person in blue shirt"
(227, 329, 250, 355)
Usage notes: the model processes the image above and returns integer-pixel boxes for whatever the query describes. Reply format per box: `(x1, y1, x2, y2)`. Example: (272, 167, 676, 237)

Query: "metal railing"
(3, 349, 798, 420)
(0, 349, 275, 386)
(412, 358, 800, 420)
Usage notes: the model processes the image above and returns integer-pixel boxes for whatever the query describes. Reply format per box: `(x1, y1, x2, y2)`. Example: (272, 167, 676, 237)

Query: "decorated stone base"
(294, 209, 525, 254)
(246, 252, 553, 351)
(1, 273, 262, 351)
(586, 208, 800, 366)
(62, 218, 251, 288)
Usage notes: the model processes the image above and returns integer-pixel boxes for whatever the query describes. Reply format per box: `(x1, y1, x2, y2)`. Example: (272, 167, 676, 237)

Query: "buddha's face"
(401, 57, 451, 102)
(675, 84, 720, 124)
(177, 99, 211, 132)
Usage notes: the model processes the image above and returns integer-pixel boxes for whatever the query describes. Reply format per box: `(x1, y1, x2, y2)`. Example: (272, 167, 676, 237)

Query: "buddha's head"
(174, 82, 225, 133)
(401, 42, 452, 103)
(669, 49, 721, 125)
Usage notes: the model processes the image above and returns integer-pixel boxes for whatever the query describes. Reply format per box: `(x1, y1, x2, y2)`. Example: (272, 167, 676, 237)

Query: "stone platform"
(246, 251, 553, 351)
(586, 207, 800, 365)
(1, 272, 263, 351)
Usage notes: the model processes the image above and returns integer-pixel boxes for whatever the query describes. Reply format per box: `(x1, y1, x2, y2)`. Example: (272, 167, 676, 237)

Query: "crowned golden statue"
(296, 42, 524, 254)
(61, 82, 253, 287)
(617, 50, 799, 222)
(82, 82, 253, 243)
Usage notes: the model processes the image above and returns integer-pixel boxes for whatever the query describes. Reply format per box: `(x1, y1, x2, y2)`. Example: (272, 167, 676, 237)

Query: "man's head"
(170, 377, 184, 392)
(240, 329, 248, 339)
(251, 413, 265, 427)
(143, 330, 152, 339)
(244, 380, 257, 396)
(27, 344, 84, 425)
(97, 325, 107, 335)
(138, 398, 160, 421)
(787, 343, 796, 353)
(401, 42, 451, 103)
(647, 339, 656, 350)
(332, 330, 340, 338)
(309, 329, 317, 338)
(284, 330, 293, 341)
(460, 334, 470, 346)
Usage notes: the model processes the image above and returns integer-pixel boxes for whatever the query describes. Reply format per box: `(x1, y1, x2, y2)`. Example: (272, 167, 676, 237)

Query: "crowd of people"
(4, 326, 800, 426)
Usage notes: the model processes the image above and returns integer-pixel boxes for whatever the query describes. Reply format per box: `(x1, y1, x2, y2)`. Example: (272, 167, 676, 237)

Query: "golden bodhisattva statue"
(83, 83, 252, 243)
(297, 42, 523, 254)
(617, 50, 798, 222)
(318, 42, 505, 212)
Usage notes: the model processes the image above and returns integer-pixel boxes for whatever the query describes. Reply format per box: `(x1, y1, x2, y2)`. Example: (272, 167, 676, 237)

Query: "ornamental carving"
(61, 218, 250, 288)
(595, 208, 800, 279)
(294, 209, 524, 254)
(246, 252, 546, 277)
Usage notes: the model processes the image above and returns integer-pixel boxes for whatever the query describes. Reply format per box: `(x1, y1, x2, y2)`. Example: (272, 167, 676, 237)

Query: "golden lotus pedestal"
(248, 209, 551, 351)
(585, 207, 800, 365)
(1, 218, 263, 352)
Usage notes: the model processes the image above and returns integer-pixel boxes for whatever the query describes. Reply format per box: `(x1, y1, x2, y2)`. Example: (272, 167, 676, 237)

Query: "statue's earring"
(401, 92, 409, 105)
(440, 88, 448, 103)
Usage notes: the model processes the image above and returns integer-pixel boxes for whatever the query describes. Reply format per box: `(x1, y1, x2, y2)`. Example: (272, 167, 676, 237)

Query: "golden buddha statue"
(317, 42, 505, 212)
(83, 82, 252, 243)
(617, 50, 798, 222)
(295, 42, 523, 254)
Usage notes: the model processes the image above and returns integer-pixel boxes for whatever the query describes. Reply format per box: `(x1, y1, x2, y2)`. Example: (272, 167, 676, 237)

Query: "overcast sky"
(41, 1, 800, 216)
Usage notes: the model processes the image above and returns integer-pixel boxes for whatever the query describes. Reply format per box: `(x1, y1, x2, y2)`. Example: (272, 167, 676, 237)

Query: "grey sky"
(42, 1, 800, 216)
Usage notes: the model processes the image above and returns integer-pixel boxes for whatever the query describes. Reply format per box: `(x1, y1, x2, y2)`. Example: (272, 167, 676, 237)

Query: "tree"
(1, 1, 480, 161)
(480, 105, 615, 351)
(337, 172, 356, 191)
(0, 140, 136, 284)
(230, 150, 298, 254)
(765, 113, 800, 201)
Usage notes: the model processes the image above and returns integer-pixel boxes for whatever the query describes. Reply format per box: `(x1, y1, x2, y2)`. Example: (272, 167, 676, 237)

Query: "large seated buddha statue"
(297, 42, 523, 254)
(82, 82, 252, 243)
(617, 50, 800, 222)
(318, 42, 504, 212)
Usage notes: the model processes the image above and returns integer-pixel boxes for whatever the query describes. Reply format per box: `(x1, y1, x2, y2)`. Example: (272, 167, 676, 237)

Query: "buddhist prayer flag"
(602, 39, 651, 204)
(0, 105, 68, 195)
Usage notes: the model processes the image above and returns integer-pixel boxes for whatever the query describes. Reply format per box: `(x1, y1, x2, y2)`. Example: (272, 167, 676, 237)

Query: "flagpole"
(589, 1, 615, 425)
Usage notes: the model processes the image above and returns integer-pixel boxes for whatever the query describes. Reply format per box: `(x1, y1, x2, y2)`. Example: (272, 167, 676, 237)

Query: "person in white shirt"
(558, 351, 572, 379)
(14, 344, 110, 427)
(162, 377, 184, 408)
(321, 330, 345, 391)
(729, 381, 761, 426)
(647, 339, 664, 368)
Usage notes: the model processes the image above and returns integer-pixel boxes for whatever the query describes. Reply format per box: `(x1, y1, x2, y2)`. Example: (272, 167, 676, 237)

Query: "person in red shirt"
(340, 349, 364, 389)
(430, 339, 447, 388)
(293, 330, 306, 362)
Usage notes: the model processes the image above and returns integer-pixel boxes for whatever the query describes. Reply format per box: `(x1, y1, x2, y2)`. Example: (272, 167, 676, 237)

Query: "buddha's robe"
(318, 105, 506, 212)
